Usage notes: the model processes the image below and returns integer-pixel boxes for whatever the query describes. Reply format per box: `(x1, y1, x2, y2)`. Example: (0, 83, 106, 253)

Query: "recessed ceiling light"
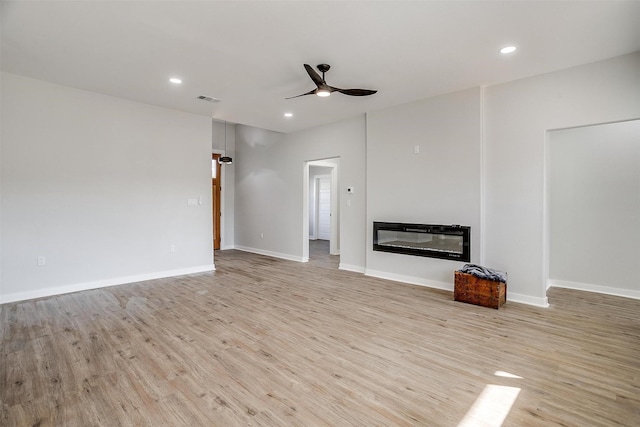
(499, 46, 517, 54)
(284, 112, 293, 118)
(169, 77, 183, 84)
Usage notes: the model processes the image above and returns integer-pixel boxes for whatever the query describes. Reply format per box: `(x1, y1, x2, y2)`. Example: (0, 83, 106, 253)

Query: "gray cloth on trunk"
(459, 264, 507, 283)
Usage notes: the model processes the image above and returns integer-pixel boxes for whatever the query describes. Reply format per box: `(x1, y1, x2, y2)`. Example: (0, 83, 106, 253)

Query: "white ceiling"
(2, 1, 640, 134)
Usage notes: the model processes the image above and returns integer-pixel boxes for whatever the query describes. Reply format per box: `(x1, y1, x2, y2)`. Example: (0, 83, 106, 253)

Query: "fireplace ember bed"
(373, 222, 470, 262)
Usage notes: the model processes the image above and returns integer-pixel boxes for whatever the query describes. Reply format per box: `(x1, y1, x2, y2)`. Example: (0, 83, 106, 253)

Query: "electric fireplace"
(373, 222, 470, 262)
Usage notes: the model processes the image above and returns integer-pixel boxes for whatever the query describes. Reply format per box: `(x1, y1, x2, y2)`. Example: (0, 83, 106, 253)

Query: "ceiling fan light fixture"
(316, 88, 331, 97)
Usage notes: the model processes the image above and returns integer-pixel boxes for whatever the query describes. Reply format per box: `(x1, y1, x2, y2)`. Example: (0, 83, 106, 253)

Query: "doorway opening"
(544, 119, 640, 300)
(303, 158, 340, 265)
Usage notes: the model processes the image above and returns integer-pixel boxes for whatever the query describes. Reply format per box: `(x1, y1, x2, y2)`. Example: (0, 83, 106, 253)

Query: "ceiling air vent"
(197, 95, 221, 103)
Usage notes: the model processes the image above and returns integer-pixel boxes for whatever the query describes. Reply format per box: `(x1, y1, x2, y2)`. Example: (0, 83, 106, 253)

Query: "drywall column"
(484, 52, 640, 306)
(365, 87, 482, 289)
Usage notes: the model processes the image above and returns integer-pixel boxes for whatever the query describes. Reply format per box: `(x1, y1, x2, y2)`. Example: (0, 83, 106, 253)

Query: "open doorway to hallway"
(308, 239, 340, 269)
(305, 158, 340, 266)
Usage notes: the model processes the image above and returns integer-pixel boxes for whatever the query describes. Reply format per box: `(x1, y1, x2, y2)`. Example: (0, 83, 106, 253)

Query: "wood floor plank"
(1, 243, 639, 426)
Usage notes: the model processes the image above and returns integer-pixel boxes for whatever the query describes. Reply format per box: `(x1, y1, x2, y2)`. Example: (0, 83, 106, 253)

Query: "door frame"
(303, 158, 339, 261)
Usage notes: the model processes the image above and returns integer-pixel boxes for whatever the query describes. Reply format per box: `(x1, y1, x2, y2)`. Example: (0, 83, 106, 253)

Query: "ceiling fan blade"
(334, 88, 377, 96)
(289, 65, 377, 99)
(285, 88, 316, 99)
(304, 64, 324, 87)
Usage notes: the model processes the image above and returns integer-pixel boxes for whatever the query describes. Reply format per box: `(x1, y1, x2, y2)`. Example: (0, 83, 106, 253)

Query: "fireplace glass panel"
(373, 222, 470, 261)
(377, 230, 463, 255)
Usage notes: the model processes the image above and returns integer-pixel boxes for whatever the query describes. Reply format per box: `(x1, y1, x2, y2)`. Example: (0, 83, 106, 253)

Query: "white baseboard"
(548, 279, 640, 300)
(234, 246, 307, 263)
(365, 269, 452, 291)
(0, 264, 216, 305)
(507, 292, 549, 308)
(339, 263, 365, 273)
(364, 269, 550, 307)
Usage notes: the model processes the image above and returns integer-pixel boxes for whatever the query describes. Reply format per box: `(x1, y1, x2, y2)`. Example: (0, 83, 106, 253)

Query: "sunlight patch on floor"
(458, 371, 523, 427)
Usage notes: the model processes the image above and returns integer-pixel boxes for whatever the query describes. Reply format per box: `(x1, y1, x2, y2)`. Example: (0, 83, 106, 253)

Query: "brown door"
(212, 153, 222, 250)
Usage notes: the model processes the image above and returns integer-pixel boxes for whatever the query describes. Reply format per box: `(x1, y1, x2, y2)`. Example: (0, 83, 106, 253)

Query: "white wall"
(212, 120, 235, 249)
(484, 52, 640, 306)
(234, 116, 366, 269)
(549, 120, 640, 298)
(233, 125, 288, 257)
(0, 72, 214, 303)
(365, 87, 482, 289)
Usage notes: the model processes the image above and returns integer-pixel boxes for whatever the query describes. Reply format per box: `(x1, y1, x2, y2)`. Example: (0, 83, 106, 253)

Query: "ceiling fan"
(286, 64, 377, 99)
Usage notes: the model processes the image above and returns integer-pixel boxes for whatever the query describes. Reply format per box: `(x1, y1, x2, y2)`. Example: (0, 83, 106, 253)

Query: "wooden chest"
(454, 271, 506, 309)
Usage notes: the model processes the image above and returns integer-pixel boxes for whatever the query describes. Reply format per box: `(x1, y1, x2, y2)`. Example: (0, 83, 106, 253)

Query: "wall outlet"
(170, 244, 176, 253)
(414, 145, 420, 154)
(37, 256, 46, 266)
(187, 198, 198, 206)
(260, 233, 264, 239)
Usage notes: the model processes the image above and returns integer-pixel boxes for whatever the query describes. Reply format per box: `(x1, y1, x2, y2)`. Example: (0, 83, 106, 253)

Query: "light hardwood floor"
(1, 245, 639, 426)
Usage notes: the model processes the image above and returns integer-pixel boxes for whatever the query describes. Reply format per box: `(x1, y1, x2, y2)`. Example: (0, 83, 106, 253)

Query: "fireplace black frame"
(373, 222, 471, 262)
